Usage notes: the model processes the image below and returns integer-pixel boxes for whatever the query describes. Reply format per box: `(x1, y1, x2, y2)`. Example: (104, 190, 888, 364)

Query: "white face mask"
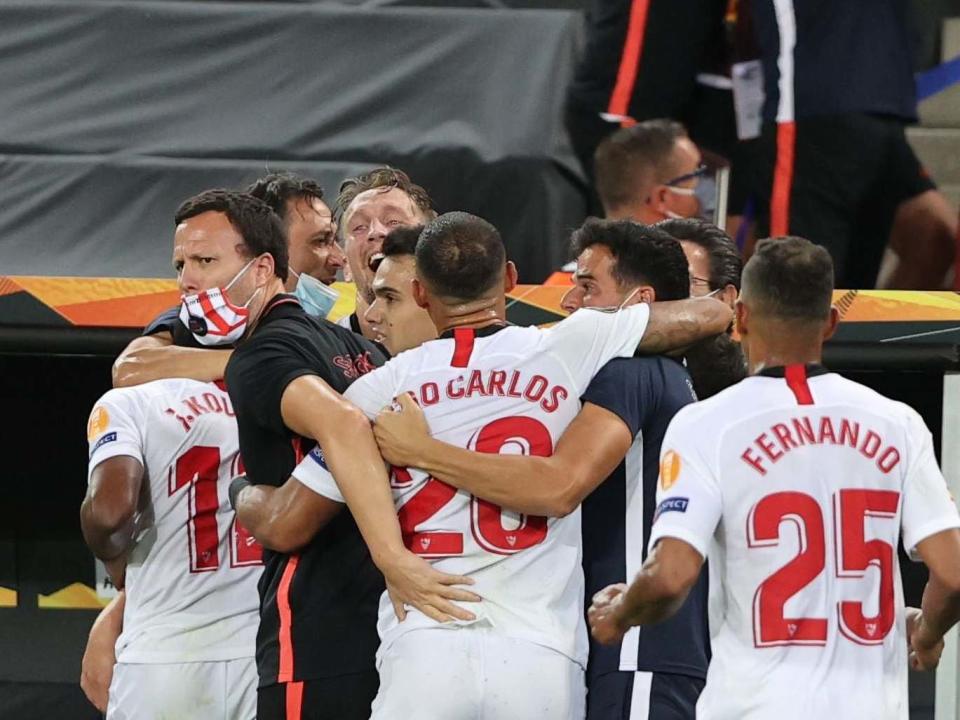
(291, 268, 340, 319)
(179, 258, 260, 346)
(586, 286, 643, 314)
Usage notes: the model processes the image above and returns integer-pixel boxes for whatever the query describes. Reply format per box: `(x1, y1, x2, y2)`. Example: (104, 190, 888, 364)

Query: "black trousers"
(257, 672, 379, 720)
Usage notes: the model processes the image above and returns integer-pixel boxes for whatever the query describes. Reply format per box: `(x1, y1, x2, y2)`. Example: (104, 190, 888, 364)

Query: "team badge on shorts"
(87, 406, 110, 441)
(660, 450, 682, 490)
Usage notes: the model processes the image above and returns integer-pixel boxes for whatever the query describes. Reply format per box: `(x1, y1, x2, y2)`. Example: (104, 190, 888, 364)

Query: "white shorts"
(106, 657, 256, 720)
(371, 625, 586, 720)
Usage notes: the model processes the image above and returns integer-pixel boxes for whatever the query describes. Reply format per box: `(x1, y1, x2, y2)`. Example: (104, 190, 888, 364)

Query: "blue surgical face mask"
(291, 269, 340, 319)
(665, 178, 717, 222)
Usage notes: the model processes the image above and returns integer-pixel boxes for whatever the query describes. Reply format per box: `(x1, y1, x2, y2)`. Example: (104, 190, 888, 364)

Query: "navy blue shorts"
(586, 671, 704, 720)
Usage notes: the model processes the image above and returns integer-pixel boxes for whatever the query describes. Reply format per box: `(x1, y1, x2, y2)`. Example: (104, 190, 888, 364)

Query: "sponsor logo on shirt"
(654, 497, 688, 522)
(660, 450, 682, 490)
(91, 432, 117, 453)
(87, 406, 110, 441)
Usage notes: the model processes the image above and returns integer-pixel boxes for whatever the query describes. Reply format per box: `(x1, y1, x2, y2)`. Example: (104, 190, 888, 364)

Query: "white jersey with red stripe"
(649, 364, 960, 720)
(293, 305, 651, 667)
(86, 378, 262, 664)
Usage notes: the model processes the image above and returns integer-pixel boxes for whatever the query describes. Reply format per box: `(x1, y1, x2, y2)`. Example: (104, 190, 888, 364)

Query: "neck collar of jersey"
(438, 322, 510, 341)
(755, 363, 829, 378)
(256, 293, 302, 326)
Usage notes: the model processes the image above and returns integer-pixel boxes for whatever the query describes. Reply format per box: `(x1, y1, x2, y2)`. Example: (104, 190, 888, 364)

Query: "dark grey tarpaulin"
(0, 0, 585, 281)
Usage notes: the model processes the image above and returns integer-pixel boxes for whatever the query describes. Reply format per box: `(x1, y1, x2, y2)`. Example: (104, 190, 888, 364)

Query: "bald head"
(741, 236, 834, 322)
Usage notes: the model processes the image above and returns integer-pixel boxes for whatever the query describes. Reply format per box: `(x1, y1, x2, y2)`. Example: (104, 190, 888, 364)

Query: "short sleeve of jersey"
(343, 361, 401, 421)
(86, 389, 146, 481)
(900, 408, 960, 559)
(543, 304, 650, 394)
(647, 408, 722, 559)
(291, 445, 345, 503)
(142, 306, 179, 337)
(225, 333, 318, 438)
(580, 357, 660, 437)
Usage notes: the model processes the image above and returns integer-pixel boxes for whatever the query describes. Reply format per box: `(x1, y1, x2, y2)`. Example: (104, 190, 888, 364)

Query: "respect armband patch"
(308, 446, 329, 470)
(653, 497, 689, 522)
(91, 432, 118, 454)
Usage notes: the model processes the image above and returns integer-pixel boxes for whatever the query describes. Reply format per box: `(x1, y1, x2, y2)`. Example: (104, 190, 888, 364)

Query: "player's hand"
(907, 608, 945, 671)
(381, 549, 481, 624)
(374, 393, 432, 468)
(588, 583, 630, 645)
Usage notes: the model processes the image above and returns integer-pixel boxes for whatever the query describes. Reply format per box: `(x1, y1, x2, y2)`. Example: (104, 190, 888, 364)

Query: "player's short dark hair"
(336, 167, 436, 230)
(415, 212, 505, 301)
(657, 217, 743, 290)
(569, 218, 689, 301)
(371, 225, 424, 273)
(174, 190, 289, 282)
(594, 119, 688, 212)
(742, 236, 834, 321)
(245, 172, 325, 222)
(382, 225, 423, 259)
(685, 333, 748, 400)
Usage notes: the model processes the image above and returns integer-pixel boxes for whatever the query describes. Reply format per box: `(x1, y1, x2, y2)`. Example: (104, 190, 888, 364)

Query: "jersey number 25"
(749, 489, 899, 647)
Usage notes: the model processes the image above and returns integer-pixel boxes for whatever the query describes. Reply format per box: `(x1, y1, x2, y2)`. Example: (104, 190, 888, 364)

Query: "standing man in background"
(750, 0, 957, 289)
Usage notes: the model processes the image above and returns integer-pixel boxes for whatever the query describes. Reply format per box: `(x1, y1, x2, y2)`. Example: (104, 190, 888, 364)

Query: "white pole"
(935, 372, 960, 720)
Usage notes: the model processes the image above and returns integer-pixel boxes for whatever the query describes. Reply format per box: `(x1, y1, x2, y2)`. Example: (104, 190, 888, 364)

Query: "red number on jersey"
(397, 471, 464, 557)
(170, 446, 263, 572)
(394, 416, 552, 557)
(170, 446, 222, 572)
(748, 492, 828, 646)
(748, 489, 899, 648)
(470, 416, 550, 554)
(835, 489, 899, 645)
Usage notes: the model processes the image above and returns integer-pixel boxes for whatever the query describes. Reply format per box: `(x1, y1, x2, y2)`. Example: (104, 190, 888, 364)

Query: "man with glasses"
(594, 120, 713, 225)
(658, 217, 747, 400)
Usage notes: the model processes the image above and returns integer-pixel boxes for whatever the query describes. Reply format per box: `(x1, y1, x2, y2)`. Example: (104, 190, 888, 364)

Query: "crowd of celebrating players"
(78, 167, 960, 720)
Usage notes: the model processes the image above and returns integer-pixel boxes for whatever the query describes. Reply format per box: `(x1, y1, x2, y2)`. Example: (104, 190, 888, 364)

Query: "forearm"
(639, 297, 732, 354)
(614, 545, 696, 627)
(323, 417, 407, 568)
(91, 591, 125, 640)
(920, 575, 960, 640)
(234, 484, 287, 551)
(113, 347, 231, 387)
(415, 438, 571, 516)
(80, 501, 136, 561)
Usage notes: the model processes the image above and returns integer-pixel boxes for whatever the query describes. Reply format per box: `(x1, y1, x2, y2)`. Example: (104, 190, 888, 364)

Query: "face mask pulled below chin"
(179, 259, 259, 346)
(587, 287, 643, 314)
(292, 269, 340, 319)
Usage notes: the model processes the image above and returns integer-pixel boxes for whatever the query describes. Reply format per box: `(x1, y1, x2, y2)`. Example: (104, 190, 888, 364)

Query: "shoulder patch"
(660, 450, 682, 490)
(87, 406, 110, 441)
(91, 432, 118, 453)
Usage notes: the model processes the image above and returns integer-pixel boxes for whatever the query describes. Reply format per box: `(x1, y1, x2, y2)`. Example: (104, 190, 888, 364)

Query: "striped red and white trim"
(785, 364, 815, 405)
(770, 0, 797, 236)
(276, 554, 300, 683)
(451, 327, 476, 367)
(606, 0, 651, 126)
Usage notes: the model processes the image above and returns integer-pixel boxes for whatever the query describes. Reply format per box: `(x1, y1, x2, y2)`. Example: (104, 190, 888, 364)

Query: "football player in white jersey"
(588, 236, 960, 720)
(81, 377, 262, 720)
(286, 212, 732, 719)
